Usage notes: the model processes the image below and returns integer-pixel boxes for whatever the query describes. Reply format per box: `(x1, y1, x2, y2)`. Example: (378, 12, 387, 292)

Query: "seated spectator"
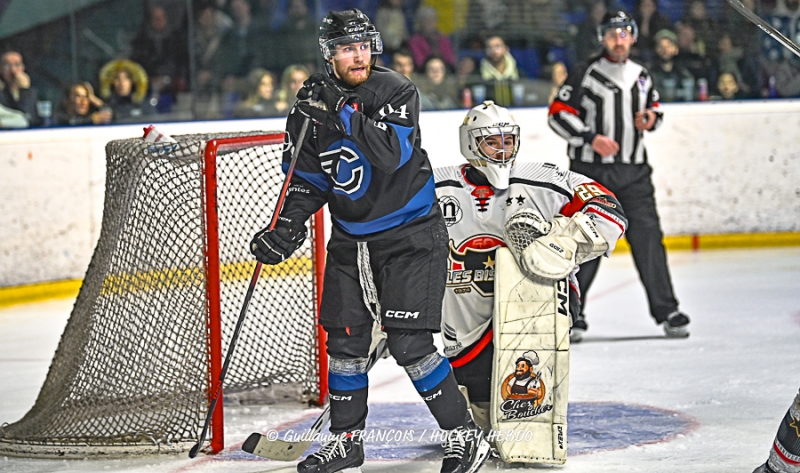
(713, 72, 746, 100)
(193, 3, 231, 95)
(675, 22, 710, 82)
(650, 29, 696, 101)
(574, 0, 607, 63)
(98, 59, 155, 122)
(455, 55, 480, 90)
(633, 0, 674, 63)
(275, 64, 309, 115)
(711, 32, 760, 98)
(233, 68, 281, 117)
(375, 0, 409, 56)
(391, 49, 422, 82)
(774, 56, 800, 98)
(760, 0, 800, 96)
(54, 82, 112, 126)
(407, 6, 456, 70)
(681, 0, 718, 58)
(480, 36, 519, 81)
(130, 5, 188, 109)
(217, 0, 268, 91)
(0, 50, 41, 127)
(722, 0, 760, 57)
(417, 56, 459, 110)
(272, 0, 318, 73)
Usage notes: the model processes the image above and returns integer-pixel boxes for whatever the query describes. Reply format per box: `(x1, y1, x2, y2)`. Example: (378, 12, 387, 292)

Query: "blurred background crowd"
(0, 0, 796, 128)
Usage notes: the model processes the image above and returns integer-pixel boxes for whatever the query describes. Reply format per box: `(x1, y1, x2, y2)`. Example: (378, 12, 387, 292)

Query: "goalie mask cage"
(0, 131, 327, 458)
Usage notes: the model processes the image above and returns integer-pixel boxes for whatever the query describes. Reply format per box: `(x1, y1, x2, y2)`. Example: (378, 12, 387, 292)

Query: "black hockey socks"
(406, 352, 470, 430)
(327, 356, 369, 433)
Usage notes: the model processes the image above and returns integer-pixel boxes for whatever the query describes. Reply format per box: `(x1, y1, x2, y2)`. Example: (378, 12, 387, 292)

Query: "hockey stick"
(241, 335, 390, 461)
(189, 117, 312, 459)
(726, 0, 800, 58)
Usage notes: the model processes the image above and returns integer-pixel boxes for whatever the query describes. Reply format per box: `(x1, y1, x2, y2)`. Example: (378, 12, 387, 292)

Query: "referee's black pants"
(570, 161, 679, 323)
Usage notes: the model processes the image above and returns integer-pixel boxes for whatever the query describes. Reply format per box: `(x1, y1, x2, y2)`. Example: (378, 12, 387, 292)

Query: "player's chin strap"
(357, 242, 381, 324)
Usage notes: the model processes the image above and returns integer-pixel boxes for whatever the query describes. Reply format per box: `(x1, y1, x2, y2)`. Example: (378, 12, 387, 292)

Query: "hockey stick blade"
(242, 337, 389, 461)
(189, 117, 312, 459)
(241, 407, 331, 461)
(726, 0, 800, 58)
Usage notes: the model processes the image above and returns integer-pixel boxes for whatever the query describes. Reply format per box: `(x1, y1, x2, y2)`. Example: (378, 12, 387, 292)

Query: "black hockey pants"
(569, 161, 679, 323)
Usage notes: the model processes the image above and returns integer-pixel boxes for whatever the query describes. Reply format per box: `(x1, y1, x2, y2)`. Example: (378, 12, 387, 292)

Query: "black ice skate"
(570, 316, 588, 343)
(297, 431, 364, 473)
(752, 462, 780, 473)
(440, 420, 491, 473)
(662, 311, 690, 338)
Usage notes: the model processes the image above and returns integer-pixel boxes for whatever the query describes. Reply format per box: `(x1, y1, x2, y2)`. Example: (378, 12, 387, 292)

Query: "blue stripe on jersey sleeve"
(340, 104, 355, 136)
(333, 176, 435, 235)
(282, 161, 330, 192)
(387, 122, 414, 168)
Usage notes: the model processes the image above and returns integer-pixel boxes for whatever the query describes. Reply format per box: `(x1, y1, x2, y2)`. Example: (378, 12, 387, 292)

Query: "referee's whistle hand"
(591, 134, 619, 157)
(634, 110, 656, 130)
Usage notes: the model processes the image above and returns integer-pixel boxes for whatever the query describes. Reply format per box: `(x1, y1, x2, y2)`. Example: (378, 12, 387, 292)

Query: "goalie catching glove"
(504, 209, 609, 280)
(295, 73, 363, 134)
(250, 218, 307, 265)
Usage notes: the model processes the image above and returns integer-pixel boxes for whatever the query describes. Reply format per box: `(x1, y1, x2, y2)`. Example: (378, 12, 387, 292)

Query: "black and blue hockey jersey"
(278, 66, 439, 240)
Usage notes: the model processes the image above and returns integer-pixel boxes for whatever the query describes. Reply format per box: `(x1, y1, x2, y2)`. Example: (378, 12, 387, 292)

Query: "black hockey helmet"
(596, 11, 638, 42)
(318, 9, 383, 62)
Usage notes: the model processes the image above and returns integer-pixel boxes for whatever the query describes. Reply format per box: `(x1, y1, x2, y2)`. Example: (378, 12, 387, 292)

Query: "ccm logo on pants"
(385, 310, 419, 319)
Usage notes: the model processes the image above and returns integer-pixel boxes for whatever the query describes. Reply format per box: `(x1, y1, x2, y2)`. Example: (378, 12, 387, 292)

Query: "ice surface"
(1, 247, 799, 472)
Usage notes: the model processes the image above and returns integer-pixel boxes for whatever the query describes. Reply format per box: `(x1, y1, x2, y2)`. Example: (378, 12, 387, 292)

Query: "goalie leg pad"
(765, 389, 800, 473)
(490, 247, 570, 464)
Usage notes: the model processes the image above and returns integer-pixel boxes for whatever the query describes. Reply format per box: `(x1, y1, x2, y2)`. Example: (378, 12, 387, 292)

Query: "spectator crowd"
(0, 0, 796, 129)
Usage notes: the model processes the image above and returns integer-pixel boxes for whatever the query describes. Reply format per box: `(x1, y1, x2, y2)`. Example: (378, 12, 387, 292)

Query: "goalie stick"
(241, 335, 389, 461)
(726, 0, 800, 58)
(189, 117, 312, 459)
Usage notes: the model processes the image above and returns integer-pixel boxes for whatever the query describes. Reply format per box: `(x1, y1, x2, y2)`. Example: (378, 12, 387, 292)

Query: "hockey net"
(0, 131, 326, 458)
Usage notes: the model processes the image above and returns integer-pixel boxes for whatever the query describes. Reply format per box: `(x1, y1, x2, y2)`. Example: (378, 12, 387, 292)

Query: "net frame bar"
(202, 134, 327, 454)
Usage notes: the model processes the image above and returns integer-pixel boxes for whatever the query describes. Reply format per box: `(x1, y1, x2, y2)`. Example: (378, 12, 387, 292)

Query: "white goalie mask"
(459, 101, 520, 189)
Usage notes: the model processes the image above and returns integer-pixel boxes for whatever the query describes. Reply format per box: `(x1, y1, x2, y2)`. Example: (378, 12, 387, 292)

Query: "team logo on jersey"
(447, 235, 505, 297)
(499, 350, 553, 420)
(438, 195, 462, 227)
(320, 139, 372, 200)
(471, 186, 494, 212)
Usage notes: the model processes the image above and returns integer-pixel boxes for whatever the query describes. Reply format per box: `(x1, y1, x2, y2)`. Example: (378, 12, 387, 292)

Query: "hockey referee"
(548, 10, 691, 340)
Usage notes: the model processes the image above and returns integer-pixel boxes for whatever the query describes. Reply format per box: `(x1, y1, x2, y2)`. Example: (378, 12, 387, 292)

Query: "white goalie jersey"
(434, 161, 627, 359)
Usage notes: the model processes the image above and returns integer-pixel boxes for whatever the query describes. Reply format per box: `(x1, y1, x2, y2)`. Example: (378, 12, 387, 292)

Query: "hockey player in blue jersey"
(249, 8, 489, 473)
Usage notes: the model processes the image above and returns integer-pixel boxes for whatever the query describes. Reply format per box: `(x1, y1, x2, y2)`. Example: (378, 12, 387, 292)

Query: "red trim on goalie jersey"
(449, 328, 493, 368)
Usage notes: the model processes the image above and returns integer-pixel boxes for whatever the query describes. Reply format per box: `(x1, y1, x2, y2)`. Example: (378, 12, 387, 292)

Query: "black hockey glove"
(294, 100, 347, 134)
(295, 73, 362, 133)
(250, 218, 307, 265)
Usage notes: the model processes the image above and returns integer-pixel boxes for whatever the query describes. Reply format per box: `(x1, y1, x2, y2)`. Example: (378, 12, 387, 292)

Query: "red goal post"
(203, 134, 328, 454)
(0, 131, 327, 458)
